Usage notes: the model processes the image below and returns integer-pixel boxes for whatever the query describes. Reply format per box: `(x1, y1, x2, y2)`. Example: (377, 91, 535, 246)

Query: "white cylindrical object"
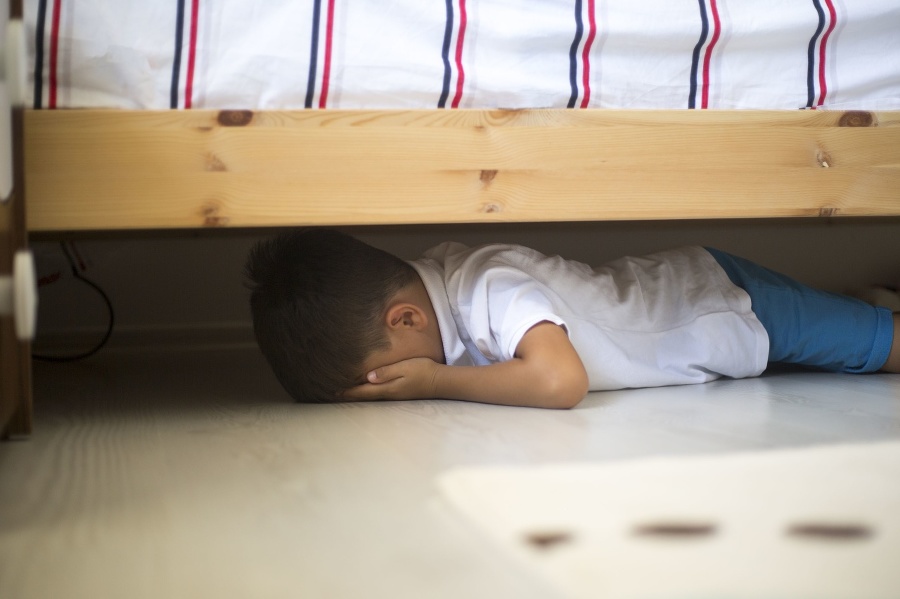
(6, 20, 27, 107)
(0, 250, 37, 340)
(0, 18, 25, 202)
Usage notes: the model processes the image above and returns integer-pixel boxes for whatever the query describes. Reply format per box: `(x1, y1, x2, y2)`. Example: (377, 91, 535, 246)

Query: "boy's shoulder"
(419, 241, 473, 263)
(420, 241, 541, 265)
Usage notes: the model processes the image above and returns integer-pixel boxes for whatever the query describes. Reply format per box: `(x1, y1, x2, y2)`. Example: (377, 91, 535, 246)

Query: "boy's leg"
(705, 248, 895, 373)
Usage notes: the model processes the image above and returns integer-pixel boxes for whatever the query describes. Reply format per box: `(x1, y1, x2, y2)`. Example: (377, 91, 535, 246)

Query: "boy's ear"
(385, 303, 426, 330)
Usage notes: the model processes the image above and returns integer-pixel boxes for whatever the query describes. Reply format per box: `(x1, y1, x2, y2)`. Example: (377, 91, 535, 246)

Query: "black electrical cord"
(32, 242, 115, 362)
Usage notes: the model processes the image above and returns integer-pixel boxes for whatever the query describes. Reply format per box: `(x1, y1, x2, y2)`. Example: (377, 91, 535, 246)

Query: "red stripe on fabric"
(184, 0, 200, 109)
(817, 0, 837, 106)
(580, 0, 597, 108)
(701, 0, 721, 109)
(48, 0, 62, 109)
(450, 0, 467, 109)
(318, 0, 337, 109)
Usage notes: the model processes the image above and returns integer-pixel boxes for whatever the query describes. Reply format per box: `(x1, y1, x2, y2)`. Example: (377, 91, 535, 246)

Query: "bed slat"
(24, 109, 900, 232)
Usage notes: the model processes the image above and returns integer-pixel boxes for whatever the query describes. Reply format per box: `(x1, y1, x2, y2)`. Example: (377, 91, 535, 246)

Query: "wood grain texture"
(24, 109, 900, 232)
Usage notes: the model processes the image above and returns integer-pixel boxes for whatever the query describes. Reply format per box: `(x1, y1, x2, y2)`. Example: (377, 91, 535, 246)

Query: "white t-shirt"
(410, 243, 769, 391)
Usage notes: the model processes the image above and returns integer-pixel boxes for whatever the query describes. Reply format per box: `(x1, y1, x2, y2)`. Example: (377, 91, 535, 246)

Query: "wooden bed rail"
(23, 109, 900, 232)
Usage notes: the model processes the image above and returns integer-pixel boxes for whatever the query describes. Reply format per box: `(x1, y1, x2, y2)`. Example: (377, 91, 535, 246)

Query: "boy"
(246, 229, 899, 409)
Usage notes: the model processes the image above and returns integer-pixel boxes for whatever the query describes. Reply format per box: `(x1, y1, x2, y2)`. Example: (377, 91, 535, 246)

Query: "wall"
(31, 218, 900, 353)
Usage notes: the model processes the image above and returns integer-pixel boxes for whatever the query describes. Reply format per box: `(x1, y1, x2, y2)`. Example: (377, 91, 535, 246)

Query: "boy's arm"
(341, 322, 589, 409)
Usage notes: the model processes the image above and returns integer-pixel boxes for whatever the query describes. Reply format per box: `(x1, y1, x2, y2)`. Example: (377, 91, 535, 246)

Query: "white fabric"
(410, 244, 768, 391)
(25, 0, 900, 110)
(438, 441, 900, 599)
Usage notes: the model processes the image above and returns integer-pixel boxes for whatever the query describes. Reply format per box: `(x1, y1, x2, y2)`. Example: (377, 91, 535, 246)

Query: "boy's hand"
(341, 357, 441, 401)
(339, 322, 589, 409)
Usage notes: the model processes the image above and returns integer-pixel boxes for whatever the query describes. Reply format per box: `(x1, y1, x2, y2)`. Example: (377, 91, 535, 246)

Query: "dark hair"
(245, 229, 419, 403)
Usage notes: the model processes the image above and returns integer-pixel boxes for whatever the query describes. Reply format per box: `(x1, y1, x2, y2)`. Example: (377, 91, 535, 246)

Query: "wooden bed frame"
(3, 106, 898, 437)
(23, 108, 900, 233)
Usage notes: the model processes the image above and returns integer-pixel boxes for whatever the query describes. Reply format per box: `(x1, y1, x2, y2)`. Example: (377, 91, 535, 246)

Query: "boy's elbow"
(540, 367, 589, 409)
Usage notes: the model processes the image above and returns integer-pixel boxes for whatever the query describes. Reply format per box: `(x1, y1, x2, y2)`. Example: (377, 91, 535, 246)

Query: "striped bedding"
(27, 0, 900, 111)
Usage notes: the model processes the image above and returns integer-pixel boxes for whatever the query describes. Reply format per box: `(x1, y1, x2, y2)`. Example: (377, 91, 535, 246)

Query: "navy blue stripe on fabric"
(305, 0, 323, 109)
(170, 0, 186, 109)
(807, 0, 826, 108)
(567, 0, 584, 109)
(689, 0, 709, 109)
(438, 0, 454, 108)
(33, 0, 48, 108)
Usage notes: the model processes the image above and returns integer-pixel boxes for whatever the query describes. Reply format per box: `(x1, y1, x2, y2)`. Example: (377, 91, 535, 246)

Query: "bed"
(20, 0, 900, 232)
(3, 0, 900, 437)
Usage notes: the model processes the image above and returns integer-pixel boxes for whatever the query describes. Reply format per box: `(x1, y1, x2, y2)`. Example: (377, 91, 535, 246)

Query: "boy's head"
(245, 228, 420, 403)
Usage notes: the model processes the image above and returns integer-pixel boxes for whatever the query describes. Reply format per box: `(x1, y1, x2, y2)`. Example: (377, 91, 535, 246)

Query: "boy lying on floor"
(245, 229, 899, 409)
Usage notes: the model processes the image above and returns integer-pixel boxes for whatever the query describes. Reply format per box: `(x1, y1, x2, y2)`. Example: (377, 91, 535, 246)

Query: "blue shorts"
(705, 247, 894, 373)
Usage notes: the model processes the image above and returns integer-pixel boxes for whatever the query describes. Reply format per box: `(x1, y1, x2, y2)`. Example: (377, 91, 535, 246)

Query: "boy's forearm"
(432, 359, 586, 409)
(341, 322, 589, 408)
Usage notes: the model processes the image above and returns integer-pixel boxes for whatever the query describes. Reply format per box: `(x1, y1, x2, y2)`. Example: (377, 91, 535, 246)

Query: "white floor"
(1, 345, 899, 599)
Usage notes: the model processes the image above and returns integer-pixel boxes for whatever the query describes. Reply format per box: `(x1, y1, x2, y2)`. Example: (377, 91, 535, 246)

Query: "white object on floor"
(438, 442, 900, 599)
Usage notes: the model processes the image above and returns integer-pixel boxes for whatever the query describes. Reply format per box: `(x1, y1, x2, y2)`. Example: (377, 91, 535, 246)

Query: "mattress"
(26, 0, 900, 111)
